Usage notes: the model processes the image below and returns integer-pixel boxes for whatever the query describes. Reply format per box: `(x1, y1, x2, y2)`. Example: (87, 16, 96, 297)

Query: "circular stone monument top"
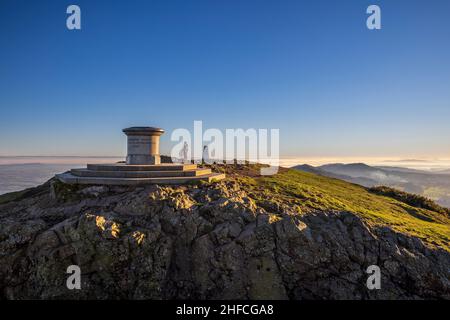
(122, 127, 165, 136)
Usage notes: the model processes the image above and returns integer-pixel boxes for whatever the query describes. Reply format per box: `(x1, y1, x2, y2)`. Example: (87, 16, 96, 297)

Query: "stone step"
(86, 163, 198, 172)
(71, 168, 212, 178)
(56, 172, 226, 186)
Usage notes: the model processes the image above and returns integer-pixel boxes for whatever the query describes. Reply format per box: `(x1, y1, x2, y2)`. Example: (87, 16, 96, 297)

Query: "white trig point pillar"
(122, 127, 165, 165)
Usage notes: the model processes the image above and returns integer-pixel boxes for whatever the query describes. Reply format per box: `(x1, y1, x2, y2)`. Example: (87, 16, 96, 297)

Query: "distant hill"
(319, 163, 377, 176)
(293, 164, 378, 187)
(294, 163, 450, 208)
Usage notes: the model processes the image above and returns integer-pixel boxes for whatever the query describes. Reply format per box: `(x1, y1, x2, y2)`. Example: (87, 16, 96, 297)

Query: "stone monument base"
(126, 154, 161, 165)
(56, 163, 225, 185)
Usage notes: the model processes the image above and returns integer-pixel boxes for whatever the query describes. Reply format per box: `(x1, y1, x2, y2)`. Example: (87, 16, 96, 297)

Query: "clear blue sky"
(1, 0, 449, 158)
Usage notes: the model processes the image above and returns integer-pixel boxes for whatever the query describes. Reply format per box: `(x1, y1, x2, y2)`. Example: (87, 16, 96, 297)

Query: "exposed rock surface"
(0, 177, 449, 300)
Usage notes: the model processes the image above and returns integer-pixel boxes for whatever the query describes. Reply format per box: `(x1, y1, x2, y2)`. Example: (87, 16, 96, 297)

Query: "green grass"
(369, 186, 450, 216)
(240, 168, 450, 251)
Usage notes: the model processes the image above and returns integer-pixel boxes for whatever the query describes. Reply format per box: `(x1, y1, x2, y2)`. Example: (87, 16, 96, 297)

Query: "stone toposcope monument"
(123, 127, 164, 165)
(56, 126, 225, 185)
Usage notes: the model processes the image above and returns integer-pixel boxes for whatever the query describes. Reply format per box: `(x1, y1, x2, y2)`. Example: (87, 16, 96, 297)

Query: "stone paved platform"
(86, 163, 198, 171)
(56, 163, 225, 185)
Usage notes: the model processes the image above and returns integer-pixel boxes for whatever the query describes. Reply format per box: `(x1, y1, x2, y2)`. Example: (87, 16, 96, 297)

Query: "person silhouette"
(182, 142, 189, 163)
(202, 145, 209, 164)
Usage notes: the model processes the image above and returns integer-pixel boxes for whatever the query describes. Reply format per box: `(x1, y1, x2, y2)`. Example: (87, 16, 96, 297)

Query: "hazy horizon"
(1, 155, 450, 171)
(2, 155, 450, 199)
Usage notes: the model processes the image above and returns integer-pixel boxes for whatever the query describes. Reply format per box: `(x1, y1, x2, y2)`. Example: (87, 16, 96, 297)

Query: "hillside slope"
(294, 163, 450, 208)
(0, 164, 449, 299)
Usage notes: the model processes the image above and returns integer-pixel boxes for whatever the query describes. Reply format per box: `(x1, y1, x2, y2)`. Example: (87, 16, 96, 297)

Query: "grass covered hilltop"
(0, 163, 449, 299)
(218, 164, 450, 252)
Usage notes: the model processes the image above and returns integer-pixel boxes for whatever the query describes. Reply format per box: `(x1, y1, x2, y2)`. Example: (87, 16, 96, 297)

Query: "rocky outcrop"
(0, 179, 449, 299)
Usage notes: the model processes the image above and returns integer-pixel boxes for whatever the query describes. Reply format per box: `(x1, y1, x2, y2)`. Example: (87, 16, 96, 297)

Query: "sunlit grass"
(253, 169, 450, 251)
